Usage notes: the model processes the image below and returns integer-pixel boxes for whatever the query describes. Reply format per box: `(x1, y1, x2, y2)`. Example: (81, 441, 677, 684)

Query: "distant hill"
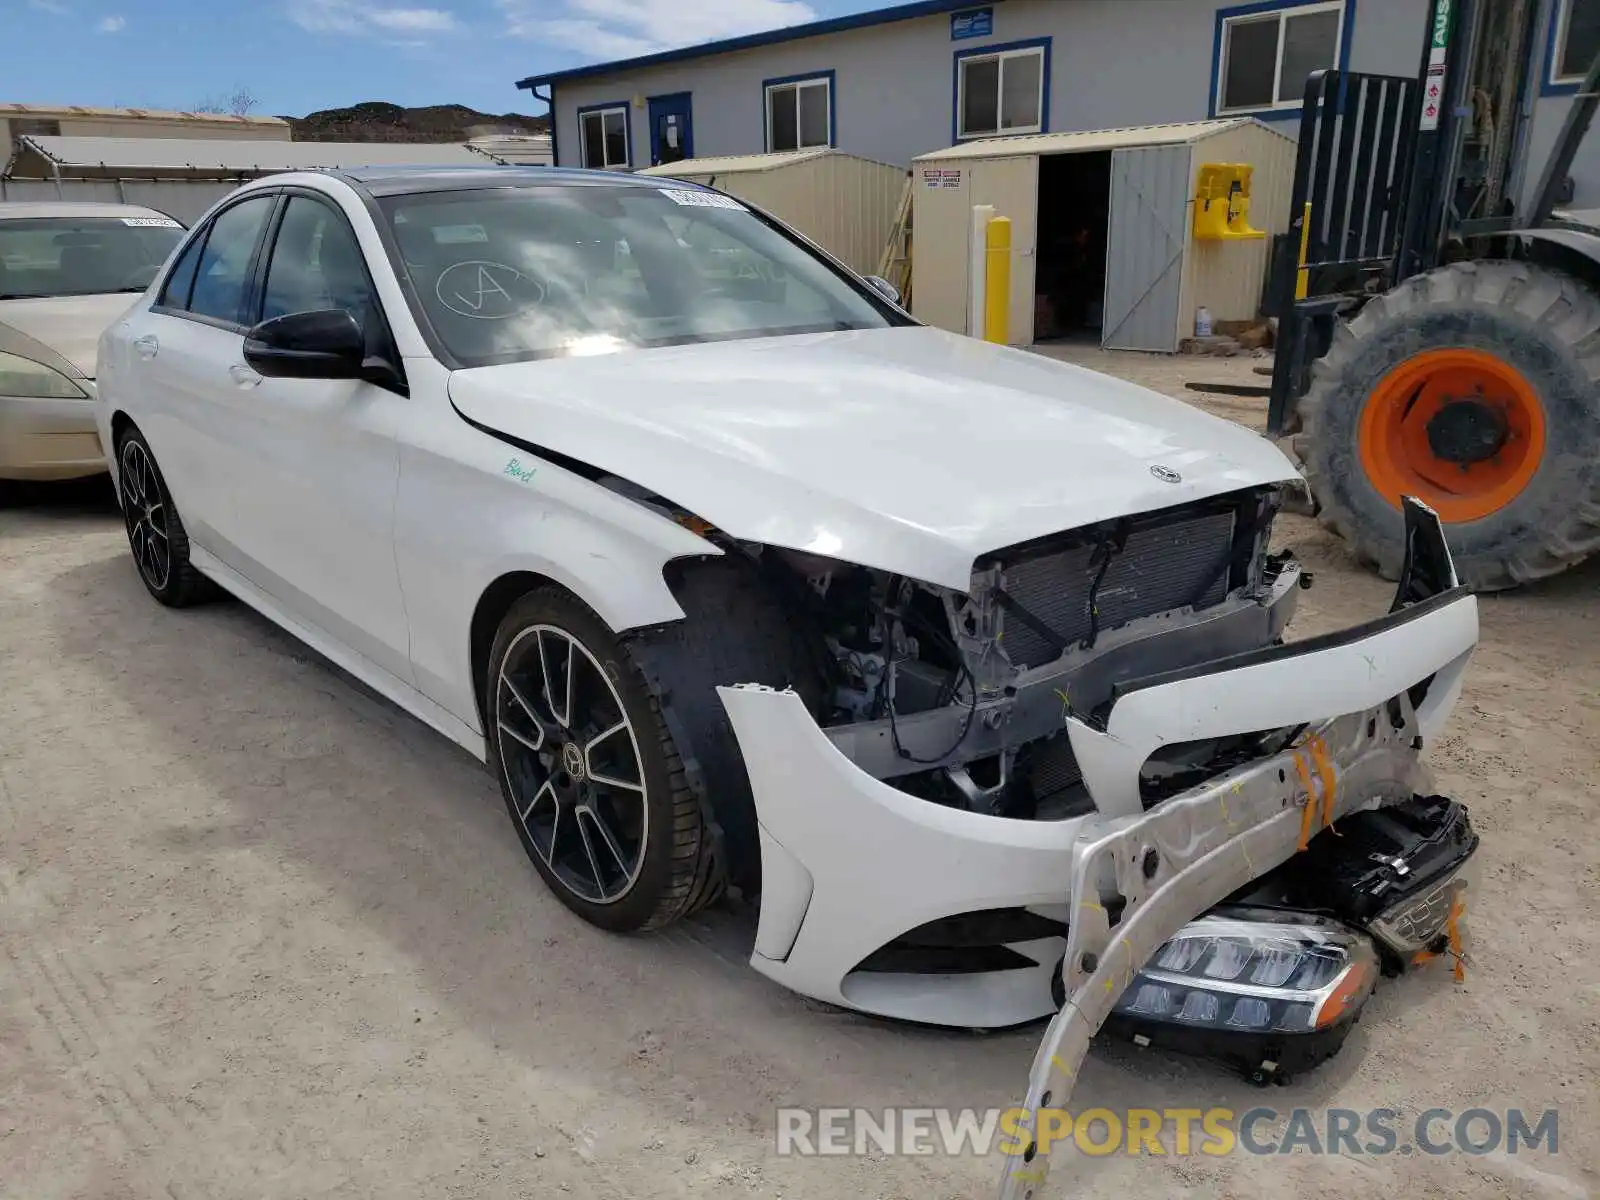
(284, 101, 548, 143)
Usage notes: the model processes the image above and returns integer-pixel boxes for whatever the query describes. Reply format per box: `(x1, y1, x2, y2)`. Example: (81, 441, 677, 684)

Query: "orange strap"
(1309, 736, 1342, 835)
(1412, 891, 1469, 982)
(1293, 749, 1318, 851)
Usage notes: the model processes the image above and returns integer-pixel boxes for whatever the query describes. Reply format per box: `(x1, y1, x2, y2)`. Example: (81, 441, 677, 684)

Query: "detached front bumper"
(717, 508, 1478, 1031)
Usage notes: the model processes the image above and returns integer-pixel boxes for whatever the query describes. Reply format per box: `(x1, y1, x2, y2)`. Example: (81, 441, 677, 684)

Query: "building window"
(1215, 1, 1344, 115)
(956, 40, 1049, 139)
(578, 105, 629, 169)
(765, 73, 832, 152)
(1552, 0, 1600, 84)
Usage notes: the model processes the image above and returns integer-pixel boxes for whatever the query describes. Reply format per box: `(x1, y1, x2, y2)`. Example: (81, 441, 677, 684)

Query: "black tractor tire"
(1294, 260, 1600, 590)
(487, 587, 723, 933)
(114, 425, 217, 607)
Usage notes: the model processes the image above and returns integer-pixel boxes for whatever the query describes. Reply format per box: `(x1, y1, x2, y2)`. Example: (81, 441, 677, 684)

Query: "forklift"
(1268, 0, 1600, 591)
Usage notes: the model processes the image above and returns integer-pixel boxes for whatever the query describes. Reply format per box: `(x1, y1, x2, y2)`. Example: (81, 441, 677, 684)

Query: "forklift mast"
(1397, 0, 1544, 282)
(1265, 0, 1600, 435)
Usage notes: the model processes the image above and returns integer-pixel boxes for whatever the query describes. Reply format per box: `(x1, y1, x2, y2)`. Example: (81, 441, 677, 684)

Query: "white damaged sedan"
(96, 167, 1479, 1034)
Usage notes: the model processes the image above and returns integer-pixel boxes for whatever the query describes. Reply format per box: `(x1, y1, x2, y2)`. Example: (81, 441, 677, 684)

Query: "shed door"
(1103, 145, 1189, 352)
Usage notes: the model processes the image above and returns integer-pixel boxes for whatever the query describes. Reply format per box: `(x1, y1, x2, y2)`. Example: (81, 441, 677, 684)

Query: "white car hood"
(0, 293, 134, 378)
(448, 326, 1300, 590)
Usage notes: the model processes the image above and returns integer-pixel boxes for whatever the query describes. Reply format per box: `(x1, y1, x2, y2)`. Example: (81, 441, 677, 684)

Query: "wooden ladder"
(876, 175, 914, 307)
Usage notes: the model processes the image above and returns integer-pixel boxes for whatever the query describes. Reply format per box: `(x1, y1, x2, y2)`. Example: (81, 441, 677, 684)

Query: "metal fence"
(0, 178, 240, 225)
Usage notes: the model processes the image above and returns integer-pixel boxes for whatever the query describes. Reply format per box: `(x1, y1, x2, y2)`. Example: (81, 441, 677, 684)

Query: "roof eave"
(515, 0, 988, 91)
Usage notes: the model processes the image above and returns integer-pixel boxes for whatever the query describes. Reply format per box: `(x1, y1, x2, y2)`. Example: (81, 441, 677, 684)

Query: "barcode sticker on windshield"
(122, 216, 181, 228)
(433, 224, 489, 244)
(659, 189, 746, 210)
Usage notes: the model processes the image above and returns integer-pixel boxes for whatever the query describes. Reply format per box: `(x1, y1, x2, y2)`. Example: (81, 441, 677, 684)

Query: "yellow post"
(984, 215, 1011, 344)
(1295, 201, 1313, 301)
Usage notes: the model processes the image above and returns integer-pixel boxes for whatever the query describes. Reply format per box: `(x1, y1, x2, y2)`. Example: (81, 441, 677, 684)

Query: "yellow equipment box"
(1194, 163, 1266, 241)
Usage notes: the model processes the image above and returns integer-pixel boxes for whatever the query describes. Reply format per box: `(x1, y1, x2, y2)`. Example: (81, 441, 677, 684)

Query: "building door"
(1103, 144, 1189, 352)
(647, 93, 694, 167)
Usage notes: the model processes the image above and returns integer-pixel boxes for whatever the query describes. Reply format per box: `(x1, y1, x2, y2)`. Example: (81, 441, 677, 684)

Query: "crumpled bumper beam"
(998, 497, 1475, 1199)
(994, 702, 1431, 1197)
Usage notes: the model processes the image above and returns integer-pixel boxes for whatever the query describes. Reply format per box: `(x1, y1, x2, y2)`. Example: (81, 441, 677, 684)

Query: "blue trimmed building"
(518, 0, 1600, 206)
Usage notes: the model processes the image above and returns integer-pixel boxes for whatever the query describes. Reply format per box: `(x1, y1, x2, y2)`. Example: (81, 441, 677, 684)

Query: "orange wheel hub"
(1358, 348, 1547, 523)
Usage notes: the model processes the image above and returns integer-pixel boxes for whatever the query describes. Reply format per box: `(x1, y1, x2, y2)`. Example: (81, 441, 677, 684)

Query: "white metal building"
(910, 118, 1295, 351)
(0, 102, 290, 147)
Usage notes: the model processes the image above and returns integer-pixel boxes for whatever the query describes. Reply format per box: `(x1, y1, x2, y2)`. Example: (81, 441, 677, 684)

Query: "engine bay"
(749, 485, 1299, 820)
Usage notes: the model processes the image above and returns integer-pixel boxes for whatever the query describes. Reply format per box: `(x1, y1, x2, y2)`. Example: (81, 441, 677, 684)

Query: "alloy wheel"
(119, 439, 172, 592)
(495, 625, 649, 904)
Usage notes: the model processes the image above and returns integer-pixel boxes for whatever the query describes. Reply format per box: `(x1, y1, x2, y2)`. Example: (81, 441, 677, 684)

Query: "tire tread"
(1296, 260, 1600, 590)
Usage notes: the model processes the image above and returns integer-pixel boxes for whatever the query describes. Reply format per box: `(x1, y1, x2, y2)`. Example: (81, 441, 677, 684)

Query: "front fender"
(394, 412, 720, 736)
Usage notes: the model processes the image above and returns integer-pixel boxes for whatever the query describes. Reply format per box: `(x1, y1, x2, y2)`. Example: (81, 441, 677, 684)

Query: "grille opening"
(888, 732, 1093, 820)
(1139, 725, 1302, 810)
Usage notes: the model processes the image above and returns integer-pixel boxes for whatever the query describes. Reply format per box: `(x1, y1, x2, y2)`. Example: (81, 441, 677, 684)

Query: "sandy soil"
(1, 353, 1596, 1199)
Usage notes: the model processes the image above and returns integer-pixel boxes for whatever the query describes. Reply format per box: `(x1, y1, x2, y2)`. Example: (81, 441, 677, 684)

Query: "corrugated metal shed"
(910, 118, 1295, 352)
(913, 119, 1257, 163)
(638, 148, 905, 275)
(6, 135, 504, 180)
(638, 148, 831, 176)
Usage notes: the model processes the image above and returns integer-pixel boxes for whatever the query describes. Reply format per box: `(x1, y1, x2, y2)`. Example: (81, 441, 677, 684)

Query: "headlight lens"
(1113, 909, 1378, 1034)
(0, 351, 88, 399)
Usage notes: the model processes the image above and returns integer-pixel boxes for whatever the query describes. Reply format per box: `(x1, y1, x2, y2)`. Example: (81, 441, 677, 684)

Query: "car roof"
(0, 200, 175, 221)
(321, 165, 708, 198)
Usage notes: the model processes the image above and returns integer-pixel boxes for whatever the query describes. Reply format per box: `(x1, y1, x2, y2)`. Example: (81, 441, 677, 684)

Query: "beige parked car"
(1, 201, 185, 481)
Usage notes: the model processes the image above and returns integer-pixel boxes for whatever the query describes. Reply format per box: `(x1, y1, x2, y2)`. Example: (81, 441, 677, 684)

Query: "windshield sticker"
(433, 224, 489, 245)
(659, 189, 746, 210)
(436, 261, 544, 319)
(121, 216, 182, 227)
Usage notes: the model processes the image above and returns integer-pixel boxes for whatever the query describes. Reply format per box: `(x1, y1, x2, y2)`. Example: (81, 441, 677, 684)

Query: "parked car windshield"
(379, 184, 904, 366)
(0, 216, 185, 300)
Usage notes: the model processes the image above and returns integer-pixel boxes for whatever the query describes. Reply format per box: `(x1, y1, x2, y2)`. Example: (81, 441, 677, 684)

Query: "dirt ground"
(2, 349, 1596, 1200)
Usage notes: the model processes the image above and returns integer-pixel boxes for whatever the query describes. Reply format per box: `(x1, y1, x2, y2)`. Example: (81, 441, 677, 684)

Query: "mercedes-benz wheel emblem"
(562, 741, 586, 780)
(1150, 464, 1182, 484)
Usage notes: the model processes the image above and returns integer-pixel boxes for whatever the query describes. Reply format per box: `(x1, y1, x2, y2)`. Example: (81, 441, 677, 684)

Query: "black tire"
(486, 587, 722, 933)
(1295, 260, 1600, 590)
(114, 425, 216, 607)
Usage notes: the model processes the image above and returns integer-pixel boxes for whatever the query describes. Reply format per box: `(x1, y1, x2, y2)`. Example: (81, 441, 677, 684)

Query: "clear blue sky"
(3, 0, 889, 119)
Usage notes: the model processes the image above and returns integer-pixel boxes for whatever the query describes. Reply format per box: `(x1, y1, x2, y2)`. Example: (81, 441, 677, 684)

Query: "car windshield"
(379, 184, 904, 366)
(0, 215, 185, 300)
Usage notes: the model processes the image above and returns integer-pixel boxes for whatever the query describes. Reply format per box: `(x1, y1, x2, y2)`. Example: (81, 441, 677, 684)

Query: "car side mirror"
(864, 275, 901, 305)
(244, 308, 365, 380)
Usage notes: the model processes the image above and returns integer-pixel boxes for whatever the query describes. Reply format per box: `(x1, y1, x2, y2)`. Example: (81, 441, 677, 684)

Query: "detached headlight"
(1116, 911, 1377, 1032)
(1106, 909, 1378, 1083)
(0, 351, 88, 399)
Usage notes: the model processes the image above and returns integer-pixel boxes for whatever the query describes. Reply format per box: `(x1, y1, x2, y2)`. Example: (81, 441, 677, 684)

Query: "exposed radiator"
(1020, 731, 1092, 818)
(995, 509, 1236, 669)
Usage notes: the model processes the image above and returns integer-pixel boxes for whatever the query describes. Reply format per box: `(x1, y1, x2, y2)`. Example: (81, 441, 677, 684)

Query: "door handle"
(229, 363, 261, 388)
(133, 334, 159, 359)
